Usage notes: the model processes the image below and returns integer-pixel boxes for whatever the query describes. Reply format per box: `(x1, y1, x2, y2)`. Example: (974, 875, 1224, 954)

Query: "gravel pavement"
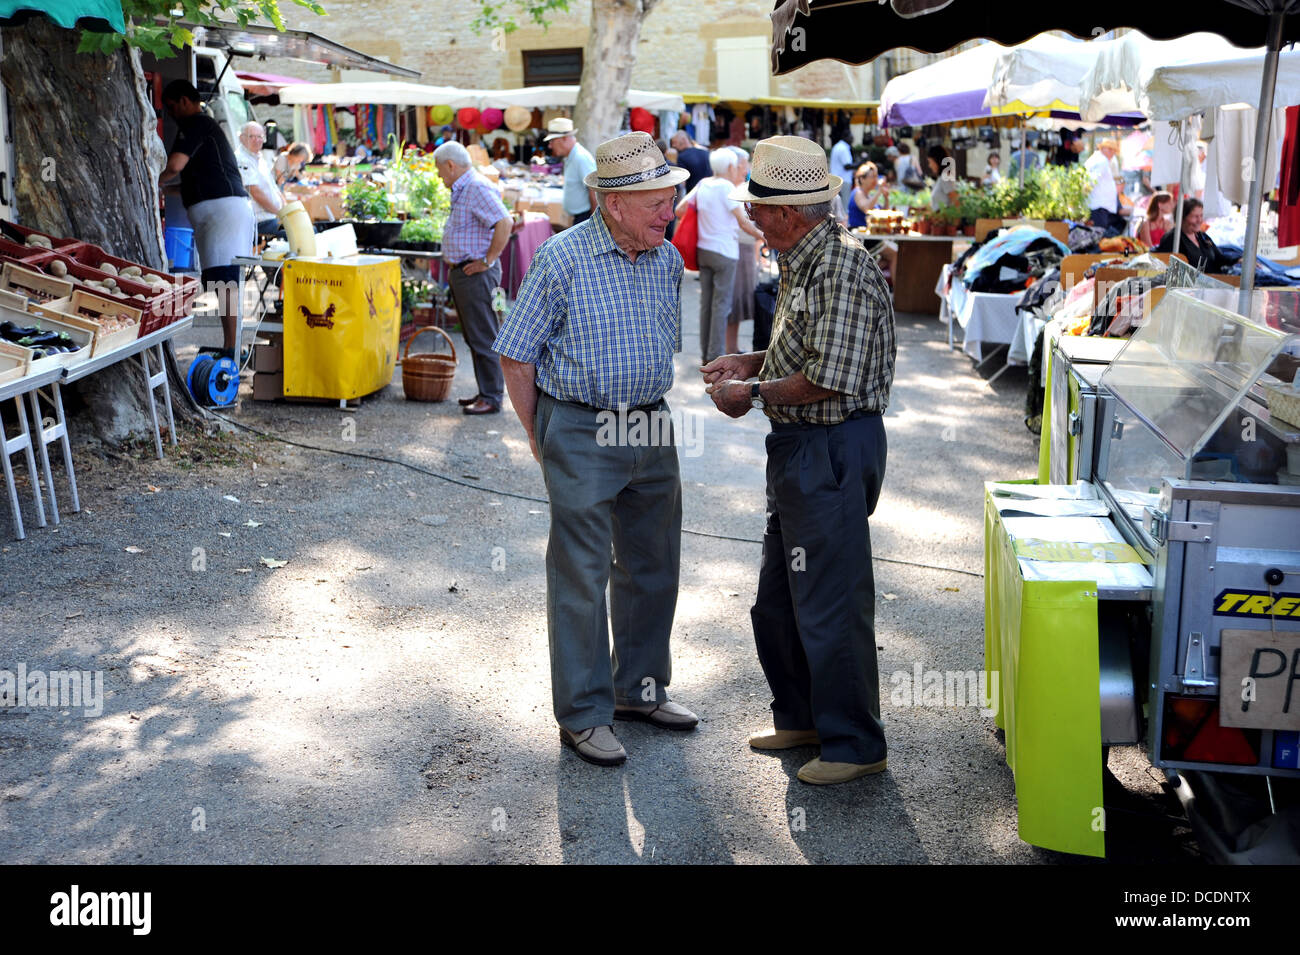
(0, 266, 1199, 864)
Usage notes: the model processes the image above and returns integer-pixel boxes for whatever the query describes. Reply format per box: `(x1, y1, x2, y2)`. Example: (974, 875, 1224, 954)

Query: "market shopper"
(274, 142, 311, 186)
(1156, 197, 1226, 273)
(830, 123, 855, 207)
(848, 162, 898, 281)
(727, 146, 760, 354)
(236, 122, 284, 239)
(544, 118, 597, 226)
(159, 80, 253, 359)
(493, 132, 696, 767)
(671, 130, 712, 195)
(677, 148, 764, 364)
(435, 141, 512, 415)
(927, 145, 958, 210)
(1137, 191, 1174, 247)
(702, 135, 896, 786)
(1085, 139, 1122, 236)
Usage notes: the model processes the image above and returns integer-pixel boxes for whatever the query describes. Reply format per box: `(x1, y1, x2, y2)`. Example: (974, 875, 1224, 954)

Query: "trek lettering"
(1214, 589, 1300, 618)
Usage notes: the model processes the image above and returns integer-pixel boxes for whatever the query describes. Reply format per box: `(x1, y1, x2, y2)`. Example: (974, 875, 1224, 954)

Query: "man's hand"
(708, 379, 752, 418)
(701, 352, 760, 386)
(463, 259, 489, 276)
(528, 433, 540, 463)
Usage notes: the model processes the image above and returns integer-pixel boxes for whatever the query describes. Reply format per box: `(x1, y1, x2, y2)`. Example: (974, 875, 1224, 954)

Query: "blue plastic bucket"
(164, 226, 195, 270)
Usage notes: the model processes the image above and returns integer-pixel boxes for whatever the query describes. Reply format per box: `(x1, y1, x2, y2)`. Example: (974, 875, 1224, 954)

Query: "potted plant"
(343, 179, 401, 247)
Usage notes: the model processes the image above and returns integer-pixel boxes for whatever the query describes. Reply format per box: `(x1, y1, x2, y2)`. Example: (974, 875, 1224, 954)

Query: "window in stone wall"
(523, 48, 583, 86)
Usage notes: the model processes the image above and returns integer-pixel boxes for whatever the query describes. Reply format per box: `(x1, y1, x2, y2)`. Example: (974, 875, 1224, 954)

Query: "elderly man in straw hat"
(702, 136, 896, 785)
(493, 132, 697, 767)
(544, 117, 598, 226)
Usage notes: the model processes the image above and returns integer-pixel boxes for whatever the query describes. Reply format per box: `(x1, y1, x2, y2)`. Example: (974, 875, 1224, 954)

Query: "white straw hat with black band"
(729, 135, 842, 205)
(583, 131, 689, 192)
(543, 117, 578, 142)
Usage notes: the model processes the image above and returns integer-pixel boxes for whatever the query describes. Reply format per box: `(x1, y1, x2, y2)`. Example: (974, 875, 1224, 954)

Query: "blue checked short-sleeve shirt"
(493, 210, 683, 409)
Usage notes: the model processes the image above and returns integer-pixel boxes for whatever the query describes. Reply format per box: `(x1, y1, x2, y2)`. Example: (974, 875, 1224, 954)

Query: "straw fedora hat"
(543, 117, 578, 142)
(729, 135, 842, 205)
(583, 131, 689, 192)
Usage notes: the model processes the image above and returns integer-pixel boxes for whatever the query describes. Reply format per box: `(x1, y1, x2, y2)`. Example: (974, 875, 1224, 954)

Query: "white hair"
(727, 146, 749, 163)
(433, 141, 471, 168)
(708, 149, 737, 176)
(794, 202, 832, 222)
(240, 121, 266, 139)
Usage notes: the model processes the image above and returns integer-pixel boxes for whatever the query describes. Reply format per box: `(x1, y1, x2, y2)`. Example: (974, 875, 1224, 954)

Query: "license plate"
(1218, 628, 1300, 730)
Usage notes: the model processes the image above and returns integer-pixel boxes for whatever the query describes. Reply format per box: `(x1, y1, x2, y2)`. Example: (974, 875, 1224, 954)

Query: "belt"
(769, 408, 880, 432)
(543, 393, 664, 415)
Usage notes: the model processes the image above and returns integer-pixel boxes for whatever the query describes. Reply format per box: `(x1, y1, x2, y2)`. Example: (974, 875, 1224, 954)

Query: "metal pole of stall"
(1172, 120, 1186, 257)
(1019, 114, 1026, 191)
(1240, 10, 1287, 310)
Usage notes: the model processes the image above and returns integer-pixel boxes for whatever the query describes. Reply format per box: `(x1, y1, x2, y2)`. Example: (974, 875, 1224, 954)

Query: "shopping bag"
(671, 202, 699, 271)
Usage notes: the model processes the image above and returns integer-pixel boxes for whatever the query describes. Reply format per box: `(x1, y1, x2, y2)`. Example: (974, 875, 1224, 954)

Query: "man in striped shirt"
(493, 132, 695, 768)
(435, 141, 512, 415)
(703, 136, 897, 786)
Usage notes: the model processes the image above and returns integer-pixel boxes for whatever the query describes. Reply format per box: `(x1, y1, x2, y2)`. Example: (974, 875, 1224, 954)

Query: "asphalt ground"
(0, 266, 1199, 864)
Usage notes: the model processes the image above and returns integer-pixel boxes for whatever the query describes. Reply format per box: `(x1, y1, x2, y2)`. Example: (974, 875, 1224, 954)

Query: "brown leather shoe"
(458, 394, 483, 406)
(797, 756, 888, 785)
(462, 398, 500, 415)
(614, 700, 699, 730)
(560, 725, 627, 766)
(748, 728, 820, 750)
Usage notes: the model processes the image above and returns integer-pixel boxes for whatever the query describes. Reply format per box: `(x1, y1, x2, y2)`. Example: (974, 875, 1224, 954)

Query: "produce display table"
(3, 316, 191, 540)
(1, 365, 63, 539)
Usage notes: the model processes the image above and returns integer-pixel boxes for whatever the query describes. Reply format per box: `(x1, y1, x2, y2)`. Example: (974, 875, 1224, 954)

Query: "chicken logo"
(300, 302, 336, 329)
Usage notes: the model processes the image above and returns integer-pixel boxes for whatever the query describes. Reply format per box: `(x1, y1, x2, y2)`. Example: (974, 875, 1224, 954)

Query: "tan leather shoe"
(797, 756, 888, 785)
(560, 725, 626, 766)
(614, 700, 699, 730)
(748, 728, 820, 750)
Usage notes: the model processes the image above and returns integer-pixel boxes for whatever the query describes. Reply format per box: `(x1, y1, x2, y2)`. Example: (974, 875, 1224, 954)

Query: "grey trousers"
(697, 248, 737, 365)
(535, 392, 683, 731)
(448, 262, 505, 406)
(751, 413, 888, 765)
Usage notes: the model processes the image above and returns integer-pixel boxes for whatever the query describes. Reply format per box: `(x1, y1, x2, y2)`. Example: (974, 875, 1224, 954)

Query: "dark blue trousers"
(751, 412, 888, 765)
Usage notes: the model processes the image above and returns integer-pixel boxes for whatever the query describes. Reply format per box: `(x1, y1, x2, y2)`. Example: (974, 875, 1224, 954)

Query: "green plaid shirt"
(760, 217, 896, 425)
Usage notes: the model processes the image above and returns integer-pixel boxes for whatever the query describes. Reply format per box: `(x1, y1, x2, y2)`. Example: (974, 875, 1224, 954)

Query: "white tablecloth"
(940, 265, 1026, 362)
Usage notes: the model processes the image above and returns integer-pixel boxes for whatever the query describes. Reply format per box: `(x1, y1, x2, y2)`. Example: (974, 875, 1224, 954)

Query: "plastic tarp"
(478, 86, 685, 112)
(279, 82, 482, 108)
(1078, 32, 1276, 121)
(0, 0, 122, 31)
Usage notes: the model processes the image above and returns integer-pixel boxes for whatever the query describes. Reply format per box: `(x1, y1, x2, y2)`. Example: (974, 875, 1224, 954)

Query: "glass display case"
(1095, 289, 1300, 545)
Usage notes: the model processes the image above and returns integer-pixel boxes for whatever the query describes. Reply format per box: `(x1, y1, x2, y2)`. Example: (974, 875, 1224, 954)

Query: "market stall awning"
(279, 81, 481, 108)
(881, 37, 1143, 128)
(478, 86, 686, 112)
(0, 0, 123, 31)
(237, 71, 311, 97)
(1078, 33, 1296, 121)
(181, 19, 420, 78)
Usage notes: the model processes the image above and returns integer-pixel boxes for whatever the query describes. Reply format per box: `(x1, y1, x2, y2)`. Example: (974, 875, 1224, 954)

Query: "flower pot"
(916, 219, 931, 235)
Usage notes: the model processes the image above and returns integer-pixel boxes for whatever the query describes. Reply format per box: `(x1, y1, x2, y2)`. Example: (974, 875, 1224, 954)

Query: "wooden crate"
(0, 300, 96, 374)
(34, 291, 143, 358)
(0, 262, 73, 305)
(0, 340, 29, 385)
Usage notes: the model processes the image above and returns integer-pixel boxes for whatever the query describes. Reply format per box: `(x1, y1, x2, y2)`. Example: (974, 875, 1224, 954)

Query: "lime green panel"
(984, 487, 1105, 858)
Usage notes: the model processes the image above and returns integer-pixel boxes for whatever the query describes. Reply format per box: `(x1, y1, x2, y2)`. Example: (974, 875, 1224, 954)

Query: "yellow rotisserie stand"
(283, 255, 401, 400)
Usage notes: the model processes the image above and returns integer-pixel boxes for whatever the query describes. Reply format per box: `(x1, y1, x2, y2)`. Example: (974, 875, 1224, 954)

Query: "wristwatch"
(750, 381, 764, 410)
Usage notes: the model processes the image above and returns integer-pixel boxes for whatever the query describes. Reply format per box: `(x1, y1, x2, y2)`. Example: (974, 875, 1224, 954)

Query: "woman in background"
(1137, 191, 1174, 248)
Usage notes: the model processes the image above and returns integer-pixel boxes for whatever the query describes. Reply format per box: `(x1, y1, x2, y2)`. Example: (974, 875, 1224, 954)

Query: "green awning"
(0, 0, 125, 33)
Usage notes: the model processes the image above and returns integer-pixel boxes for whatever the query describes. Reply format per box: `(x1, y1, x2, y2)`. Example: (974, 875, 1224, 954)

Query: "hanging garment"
(293, 104, 309, 149)
(311, 105, 327, 157)
(1278, 106, 1300, 247)
(1215, 105, 1285, 207)
(416, 106, 429, 145)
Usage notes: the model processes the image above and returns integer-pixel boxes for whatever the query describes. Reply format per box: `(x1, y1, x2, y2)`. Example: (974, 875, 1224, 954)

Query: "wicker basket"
(401, 325, 456, 401)
(1266, 382, 1300, 430)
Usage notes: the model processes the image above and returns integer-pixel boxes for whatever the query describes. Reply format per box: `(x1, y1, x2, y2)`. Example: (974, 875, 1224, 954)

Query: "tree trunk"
(574, 0, 662, 149)
(1, 19, 198, 445)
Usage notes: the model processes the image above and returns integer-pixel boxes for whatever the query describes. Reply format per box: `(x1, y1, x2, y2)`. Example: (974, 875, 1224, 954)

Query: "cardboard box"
(254, 336, 283, 374)
(1060, 252, 1185, 292)
(253, 371, 283, 401)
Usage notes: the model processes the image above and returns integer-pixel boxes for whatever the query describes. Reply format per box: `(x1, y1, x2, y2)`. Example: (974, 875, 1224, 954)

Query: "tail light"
(1161, 695, 1260, 766)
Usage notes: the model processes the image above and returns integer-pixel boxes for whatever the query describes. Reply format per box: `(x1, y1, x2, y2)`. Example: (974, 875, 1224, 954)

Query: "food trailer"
(986, 287, 1300, 861)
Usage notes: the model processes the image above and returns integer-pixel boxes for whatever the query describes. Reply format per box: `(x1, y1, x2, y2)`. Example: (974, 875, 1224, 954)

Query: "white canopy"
(1077, 33, 1273, 121)
(278, 81, 482, 108)
(477, 85, 685, 112)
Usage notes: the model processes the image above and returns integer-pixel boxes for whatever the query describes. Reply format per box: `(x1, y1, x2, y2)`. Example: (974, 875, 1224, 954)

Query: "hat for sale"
(728, 135, 841, 206)
(430, 104, 454, 126)
(583, 131, 689, 192)
(481, 108, 504, 132)
(503, 105, 532, 132)
(543, 117, 578, 142)
(456, 107, 481, 130)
